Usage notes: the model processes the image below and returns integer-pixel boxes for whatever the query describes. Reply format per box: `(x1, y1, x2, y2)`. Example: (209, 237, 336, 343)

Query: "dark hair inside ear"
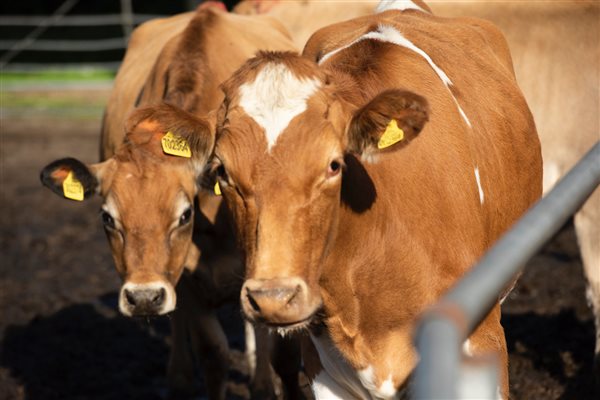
(40, 157, 97, 200)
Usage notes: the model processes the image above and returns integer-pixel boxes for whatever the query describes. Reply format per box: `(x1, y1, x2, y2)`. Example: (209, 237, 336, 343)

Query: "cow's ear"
(126, 103, 216, 172)
(40, 158, 100, 201)
(346, 89, 429, 158)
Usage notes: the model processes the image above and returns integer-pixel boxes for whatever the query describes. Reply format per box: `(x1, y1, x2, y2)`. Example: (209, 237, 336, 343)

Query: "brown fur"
(48, 6, 299, 400)
(216, 4, 542, 398)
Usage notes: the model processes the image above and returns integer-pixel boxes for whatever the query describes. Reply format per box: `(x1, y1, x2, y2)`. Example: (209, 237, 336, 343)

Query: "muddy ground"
(0, 89, 597, 399)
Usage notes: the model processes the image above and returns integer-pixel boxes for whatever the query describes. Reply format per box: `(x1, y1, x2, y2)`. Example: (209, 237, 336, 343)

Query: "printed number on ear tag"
(63, 171, 84, 201)
(214, 181, 222, 196)
(161, 131, 191, 158)
(377, 119, 404, 149)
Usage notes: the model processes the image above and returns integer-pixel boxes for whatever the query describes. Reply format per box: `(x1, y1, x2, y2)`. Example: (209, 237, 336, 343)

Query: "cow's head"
(212, 52, 428, 332)
(40, 104, 215, 316)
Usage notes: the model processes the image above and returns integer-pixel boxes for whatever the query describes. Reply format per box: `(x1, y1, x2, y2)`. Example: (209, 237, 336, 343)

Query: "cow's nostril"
(152, 288, 166, 306)
(125, 289, 137, 306)
(246, 289, 261, 312)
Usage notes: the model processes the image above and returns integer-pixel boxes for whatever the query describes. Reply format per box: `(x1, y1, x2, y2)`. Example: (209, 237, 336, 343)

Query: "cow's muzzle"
(119, 281, 176, 316)
(241, 277, 319, 328)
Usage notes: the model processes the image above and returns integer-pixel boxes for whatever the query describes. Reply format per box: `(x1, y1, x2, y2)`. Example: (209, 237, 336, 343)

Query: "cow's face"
(214, 53, 428, 333)
(41, 104, 215, 316)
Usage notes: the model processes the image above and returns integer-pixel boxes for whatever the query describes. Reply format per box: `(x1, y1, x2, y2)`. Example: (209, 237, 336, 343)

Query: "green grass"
(1, 69, 115, 83)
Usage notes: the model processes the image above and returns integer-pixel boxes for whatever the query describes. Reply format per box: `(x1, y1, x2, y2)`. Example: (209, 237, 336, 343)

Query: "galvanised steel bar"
(413, 141, 600, 399)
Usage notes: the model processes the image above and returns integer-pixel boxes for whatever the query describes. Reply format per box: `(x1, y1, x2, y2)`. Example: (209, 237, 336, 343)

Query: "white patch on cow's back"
(376, 0, 426, 14)
(319, 24, 472, 128)
(238, 63, 321, 151)
(474, 166, 484, 205)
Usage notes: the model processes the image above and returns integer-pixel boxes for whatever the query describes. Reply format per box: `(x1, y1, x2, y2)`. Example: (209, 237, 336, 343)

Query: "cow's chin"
(265, 308, 321, 337)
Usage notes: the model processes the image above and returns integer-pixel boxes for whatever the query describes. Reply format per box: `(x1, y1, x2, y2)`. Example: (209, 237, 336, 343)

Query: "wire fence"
(0, 0, 172, 71)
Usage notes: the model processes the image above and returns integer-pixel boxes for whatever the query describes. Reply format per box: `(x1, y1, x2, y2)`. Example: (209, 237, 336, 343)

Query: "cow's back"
(102, 8, 296, 160)
(309, 11, 541, 284)
(101, 12, 194, 160)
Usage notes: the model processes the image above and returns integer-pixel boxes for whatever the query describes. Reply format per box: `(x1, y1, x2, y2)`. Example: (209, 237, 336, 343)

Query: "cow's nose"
(241, 278, 315, 326)
(119, 282, 175, 316)
(124, 287, 165, 309)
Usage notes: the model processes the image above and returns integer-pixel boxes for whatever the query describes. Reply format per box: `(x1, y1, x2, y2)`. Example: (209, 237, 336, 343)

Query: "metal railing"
(412, 141, 600, 399)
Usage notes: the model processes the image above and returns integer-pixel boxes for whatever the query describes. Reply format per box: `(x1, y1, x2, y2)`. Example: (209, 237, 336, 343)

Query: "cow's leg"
(574, 193, 600, 388)
(189, 311, 230, 400)
(250, 324, 277, 399)
(166, 300, 195, 396)
(177, 273, 230, 400)
(271, 334, 303, 400)
(465, 305, 508, 400)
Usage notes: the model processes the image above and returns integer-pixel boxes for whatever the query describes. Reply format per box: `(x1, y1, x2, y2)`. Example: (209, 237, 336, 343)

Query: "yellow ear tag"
(161, 131, 191, 158)
(62, 171, 85, 201)
(377, 119, 404, 149)
(214, 181, 222, 196)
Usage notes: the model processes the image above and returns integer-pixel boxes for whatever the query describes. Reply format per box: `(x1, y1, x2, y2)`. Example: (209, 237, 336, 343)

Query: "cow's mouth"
(263, 307, 323, 337)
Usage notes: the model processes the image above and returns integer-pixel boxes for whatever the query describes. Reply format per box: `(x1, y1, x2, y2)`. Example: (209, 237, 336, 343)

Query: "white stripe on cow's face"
(376, 0, 426, 14)
(238, 63, 321, 151)
(319, 24, 472, 128)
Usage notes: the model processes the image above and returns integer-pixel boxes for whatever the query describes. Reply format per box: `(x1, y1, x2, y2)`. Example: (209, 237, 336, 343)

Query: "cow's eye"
(100, 210, 115, 229)
(179, 207, 193, 226)
(327, 160, 342, 178)
(216, 164, 228, 182)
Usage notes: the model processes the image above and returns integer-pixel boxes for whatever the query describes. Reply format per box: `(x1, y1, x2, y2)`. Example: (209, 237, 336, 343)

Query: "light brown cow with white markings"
(431, 0, 600, 382)
(40, 5, 302, 399)
(199, 1, 542, 398)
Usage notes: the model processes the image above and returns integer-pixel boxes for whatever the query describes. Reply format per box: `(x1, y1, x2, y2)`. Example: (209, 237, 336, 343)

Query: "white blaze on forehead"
(376, 0, 426, 13)
(238, 62, 322, 151)
(319, 24, 472, 128)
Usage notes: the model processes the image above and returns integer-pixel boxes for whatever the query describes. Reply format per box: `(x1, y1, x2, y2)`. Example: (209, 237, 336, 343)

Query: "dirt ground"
(0, 89, 597, 399)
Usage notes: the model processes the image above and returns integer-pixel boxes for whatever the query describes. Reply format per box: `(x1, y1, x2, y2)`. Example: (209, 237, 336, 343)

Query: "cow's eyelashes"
(100, 210, 116, 230)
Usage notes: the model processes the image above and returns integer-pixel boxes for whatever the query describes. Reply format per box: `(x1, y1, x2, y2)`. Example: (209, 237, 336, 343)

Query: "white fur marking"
(376, 0, 426, 14)
(475, 166, 484, 205)
(462, 339, 473, 356)
(102, 196, 122, 229)
(244, 320, 257, 379)
(357, 366, 376, 392)
(239, 63, 321, 151)
(542, 161, 561, 194)
(318, 24, 472, 128)
(170, 193, 192, 230)
(378, 374, 397, 398)
(312, 370, 354, 400)
(310, 334, 372, 399)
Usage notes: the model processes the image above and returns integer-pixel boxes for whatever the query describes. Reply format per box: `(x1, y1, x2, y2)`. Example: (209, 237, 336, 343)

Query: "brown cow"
(40, 5, 301, 399)
(253, 0, 600, 387)
(233, 0, 378, 48)
(430, 0, 600, 382)
(199, 1, 541, 398)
